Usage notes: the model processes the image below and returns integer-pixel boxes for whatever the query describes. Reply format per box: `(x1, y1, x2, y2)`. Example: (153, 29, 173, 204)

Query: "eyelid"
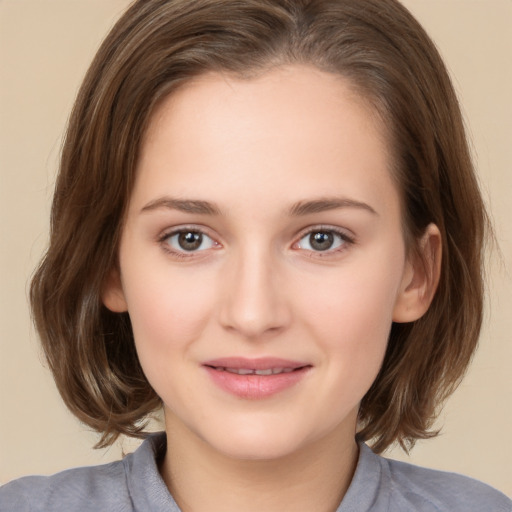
(157, 224, 210, 241)
(292, 225, 356, 253)
(157, 225, 222, 257)
(156, 224, 355, 258)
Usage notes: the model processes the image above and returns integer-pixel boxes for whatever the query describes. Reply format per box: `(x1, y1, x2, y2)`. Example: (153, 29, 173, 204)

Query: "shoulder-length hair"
(31, 0, 488, 451)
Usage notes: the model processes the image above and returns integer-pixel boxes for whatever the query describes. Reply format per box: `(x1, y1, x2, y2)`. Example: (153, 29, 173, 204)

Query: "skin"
(104, 65, 441, 512)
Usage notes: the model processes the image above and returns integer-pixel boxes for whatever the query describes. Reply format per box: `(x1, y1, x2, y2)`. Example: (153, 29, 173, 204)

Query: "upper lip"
(202, 357, 310, 371)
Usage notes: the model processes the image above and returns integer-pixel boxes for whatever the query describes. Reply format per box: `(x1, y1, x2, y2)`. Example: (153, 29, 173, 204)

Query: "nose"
(218, 247, 291, 340)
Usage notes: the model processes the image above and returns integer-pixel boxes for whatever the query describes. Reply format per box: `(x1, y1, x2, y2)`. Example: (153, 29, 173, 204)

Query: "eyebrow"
(288, 197, 378, 216)
(140, 195, 378, 217)
(141, 197, 221, 215)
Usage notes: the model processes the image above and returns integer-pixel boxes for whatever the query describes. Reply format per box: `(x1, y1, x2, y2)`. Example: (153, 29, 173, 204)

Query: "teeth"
(218, 367, 297, 375)
(255, 369, 273, 376)
(226, 368, 254, 375)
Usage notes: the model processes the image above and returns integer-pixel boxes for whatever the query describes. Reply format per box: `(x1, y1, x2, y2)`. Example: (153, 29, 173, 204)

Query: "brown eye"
(164, 230, 216, 253)
(178, 231, 203, 251)
(309, 232, 334, 251)
(297, 229, 349, 253)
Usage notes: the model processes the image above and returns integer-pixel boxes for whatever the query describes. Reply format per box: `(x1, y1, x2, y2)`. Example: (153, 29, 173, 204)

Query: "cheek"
(295, 247, 405, 374)
(121, 265, 216, 366)
(123, 271, 218, 407)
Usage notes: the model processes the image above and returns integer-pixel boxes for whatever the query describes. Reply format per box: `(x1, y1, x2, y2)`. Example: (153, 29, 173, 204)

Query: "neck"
(160, 416, 359, 512)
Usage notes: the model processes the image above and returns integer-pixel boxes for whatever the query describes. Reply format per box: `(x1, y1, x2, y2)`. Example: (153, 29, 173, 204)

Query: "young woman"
(1, 0, 510, 510)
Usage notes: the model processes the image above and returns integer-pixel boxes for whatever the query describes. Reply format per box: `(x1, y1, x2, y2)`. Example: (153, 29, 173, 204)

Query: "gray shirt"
(1, 433, 510, 511)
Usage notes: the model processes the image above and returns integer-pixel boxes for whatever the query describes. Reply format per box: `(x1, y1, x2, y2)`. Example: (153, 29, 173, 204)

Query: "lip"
(203, 357, 312, 400)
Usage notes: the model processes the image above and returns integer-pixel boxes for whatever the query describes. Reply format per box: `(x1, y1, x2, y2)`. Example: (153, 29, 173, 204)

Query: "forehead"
(144, 65, 388, 156)
(132, 65, 398, 218)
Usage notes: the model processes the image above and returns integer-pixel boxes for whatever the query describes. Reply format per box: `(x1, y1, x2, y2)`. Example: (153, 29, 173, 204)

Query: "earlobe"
(102, 267, 128, 313)
(392, 223, 442, 323)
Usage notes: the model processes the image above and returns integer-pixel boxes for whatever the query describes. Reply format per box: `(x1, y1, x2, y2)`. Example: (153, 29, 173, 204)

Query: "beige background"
(1, 0, 511, 496)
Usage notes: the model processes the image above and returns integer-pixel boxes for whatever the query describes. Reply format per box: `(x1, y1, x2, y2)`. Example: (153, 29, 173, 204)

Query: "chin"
(212, 434, 305, 462)
(197, 416, 327, 462)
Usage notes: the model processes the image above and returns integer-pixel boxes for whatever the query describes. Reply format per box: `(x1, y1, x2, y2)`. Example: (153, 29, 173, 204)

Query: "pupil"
(310, 232, 333, 251)
(178, 231, 202, 251)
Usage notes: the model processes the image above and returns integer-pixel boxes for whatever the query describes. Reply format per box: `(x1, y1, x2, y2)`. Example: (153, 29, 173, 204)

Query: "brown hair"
(31, 0, 488, 451)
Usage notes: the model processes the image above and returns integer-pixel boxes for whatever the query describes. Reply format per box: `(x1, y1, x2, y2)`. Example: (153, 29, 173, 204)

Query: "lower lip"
(204, 366, 310, 399)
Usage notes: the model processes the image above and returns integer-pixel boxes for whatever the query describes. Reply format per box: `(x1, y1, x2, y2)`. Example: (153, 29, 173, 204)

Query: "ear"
(102, 266, 128, 313)
(392, 223, 442, 323)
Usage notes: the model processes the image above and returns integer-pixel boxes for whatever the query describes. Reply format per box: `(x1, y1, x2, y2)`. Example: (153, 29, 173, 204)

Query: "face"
(104, 66, 430, 461)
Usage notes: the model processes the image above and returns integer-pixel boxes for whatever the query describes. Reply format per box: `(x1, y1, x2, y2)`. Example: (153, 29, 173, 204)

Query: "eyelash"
(157, 225, 355, 259)
(293, 226, 355, 257)
(158, 226, 219, 260)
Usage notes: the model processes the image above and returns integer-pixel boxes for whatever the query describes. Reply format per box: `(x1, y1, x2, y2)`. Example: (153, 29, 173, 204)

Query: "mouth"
(202, 357, 312, 399)
(203, 357, 310, 374)
(206, 366, 301, 376)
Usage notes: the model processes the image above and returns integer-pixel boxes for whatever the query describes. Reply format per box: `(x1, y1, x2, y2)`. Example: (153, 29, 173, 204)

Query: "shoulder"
(383, 452, 511, 511)
(0, 459, 131, 512)
(0, 433, 172, 512)
(343, 444, 511, 512)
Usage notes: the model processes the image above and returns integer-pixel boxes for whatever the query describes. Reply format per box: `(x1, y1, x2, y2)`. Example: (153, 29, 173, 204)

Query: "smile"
(210, 367, 297, 375)
(203, 358, 311, 399)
